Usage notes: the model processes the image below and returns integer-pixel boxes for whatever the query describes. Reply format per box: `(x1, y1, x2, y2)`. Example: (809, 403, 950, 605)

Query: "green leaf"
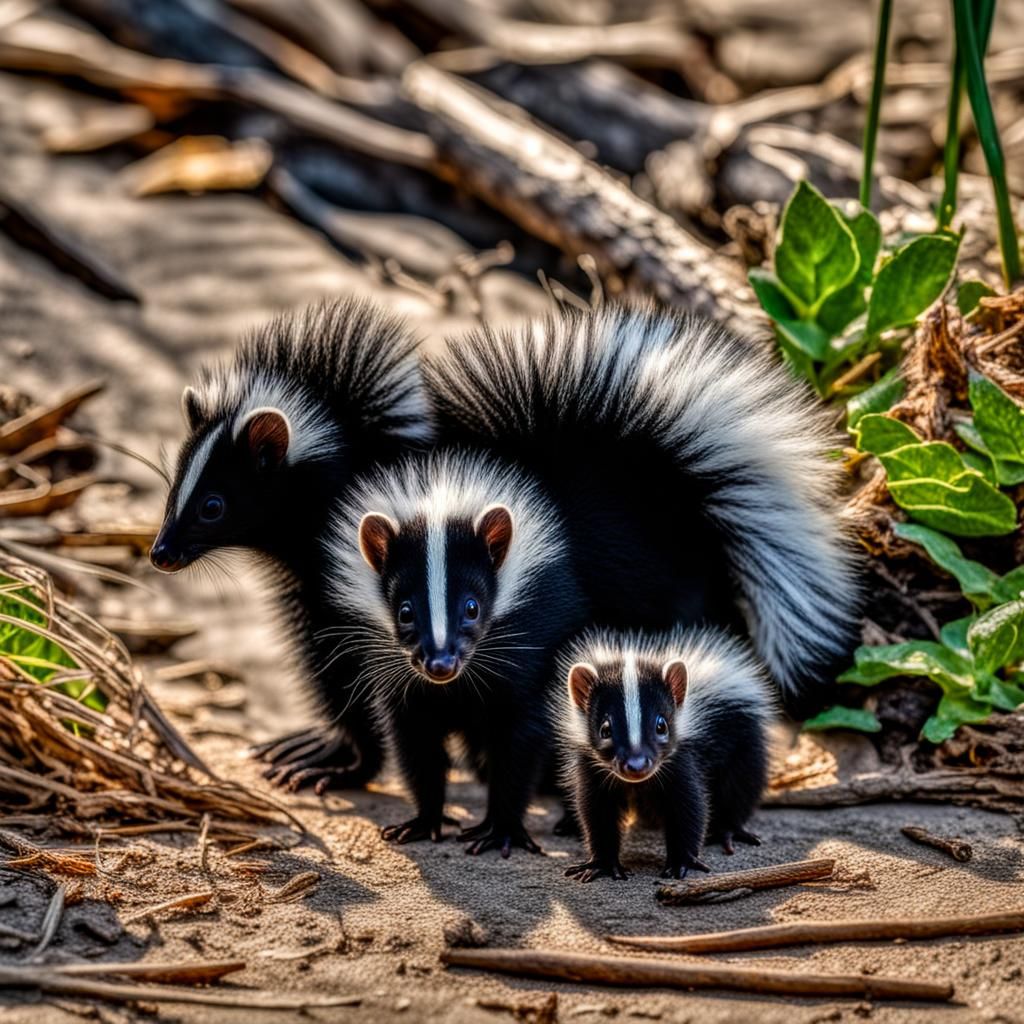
(803, 705, 882, 733)
(940, 615, 974, 658)
(749, 268, 797, 321)
(855, 414, 1018, 537)
(846, 368, 905, 429)
(817, 207, 882, 334)
(968, 599, 1024, 675)
(775, 181, 859, 314)
(853, 413, 920, 453)
(839, 641, 975, 694)
(892, 523, 1000, 609)
(957, 279, 995, 316)
(866, 234, 959, 337)
(968, 373, 1024, 485)
(993, 566, 1024, 604)
(774, 318, 832, 361)
(921, 693, 992, 744)
(972, 671, 1024, 712)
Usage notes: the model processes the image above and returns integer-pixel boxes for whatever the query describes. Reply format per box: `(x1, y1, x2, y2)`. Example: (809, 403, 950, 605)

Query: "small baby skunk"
(425, 305, 860, 713)
(557, 627, 774, 883)
(324, 450, 585, 856)
(151, 299, 430, 792)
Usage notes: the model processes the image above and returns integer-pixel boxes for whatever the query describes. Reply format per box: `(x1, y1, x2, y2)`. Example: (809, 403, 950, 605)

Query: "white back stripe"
(175, 425, 224, 517)
(427, 519, 447, 650)
(623, 651, 641, 749)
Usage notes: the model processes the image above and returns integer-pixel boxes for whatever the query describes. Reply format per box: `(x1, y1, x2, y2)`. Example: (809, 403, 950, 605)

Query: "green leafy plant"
(815, 375, 1024, 742)
(0, 574, 102, 712)
(750, 182, 958, 394)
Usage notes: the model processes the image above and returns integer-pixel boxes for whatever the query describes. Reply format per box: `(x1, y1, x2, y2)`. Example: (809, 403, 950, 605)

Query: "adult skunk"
(150, 299, 430, 792)
(556, 626, 773, 882)
(424, 305, 860, 709)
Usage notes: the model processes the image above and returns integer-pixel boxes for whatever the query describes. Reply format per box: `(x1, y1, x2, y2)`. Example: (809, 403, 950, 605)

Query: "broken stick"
(442, 949, 953, 1002)
(608, 908, 1024, 954)
(901, 825, 973, 863)
(657, 858, 834, 905)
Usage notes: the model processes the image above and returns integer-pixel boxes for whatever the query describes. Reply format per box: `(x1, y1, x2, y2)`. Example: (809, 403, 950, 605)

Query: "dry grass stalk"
(0, 552, 298, 839)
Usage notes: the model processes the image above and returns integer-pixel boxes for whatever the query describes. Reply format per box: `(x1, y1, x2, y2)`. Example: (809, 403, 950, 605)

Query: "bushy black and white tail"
(425, 304, 860, 700)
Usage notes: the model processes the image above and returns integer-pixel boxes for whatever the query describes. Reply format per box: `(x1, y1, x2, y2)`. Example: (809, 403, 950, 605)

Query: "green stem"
(860, 0, 893, 210)
(938, 0, 996, 232)
(953, 0, 1020, 285)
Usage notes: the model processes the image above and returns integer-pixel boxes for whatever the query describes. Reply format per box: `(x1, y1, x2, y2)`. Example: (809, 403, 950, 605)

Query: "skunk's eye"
(464, 598, 480, 621)
(599, 720, 612, 741)
(655, 714, 669, 736)
(397, 601, 414, 625)
(199, 494, 225, 522)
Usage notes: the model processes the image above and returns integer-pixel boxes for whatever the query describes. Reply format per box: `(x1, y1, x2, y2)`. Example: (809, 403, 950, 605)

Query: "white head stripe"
(175, 425, 224, 517)
(623, 651, 641, 749)
(427, 519, 447, 650)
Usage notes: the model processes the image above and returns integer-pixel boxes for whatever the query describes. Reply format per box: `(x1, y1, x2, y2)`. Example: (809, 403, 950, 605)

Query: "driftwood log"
(402, 60, 761, 333)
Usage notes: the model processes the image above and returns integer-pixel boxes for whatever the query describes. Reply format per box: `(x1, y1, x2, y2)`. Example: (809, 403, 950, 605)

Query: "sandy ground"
(1, 70, 1023, 1024)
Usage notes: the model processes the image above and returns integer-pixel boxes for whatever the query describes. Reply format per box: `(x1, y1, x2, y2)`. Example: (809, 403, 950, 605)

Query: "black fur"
(152, 299, 429, 792)
(424, 305, 861, 709)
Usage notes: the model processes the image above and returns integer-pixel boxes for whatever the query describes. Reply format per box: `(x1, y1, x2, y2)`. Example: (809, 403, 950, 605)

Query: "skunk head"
(357, 504, 513, 684)
(152, 403, 311, 572)
(566, 653, 687, 783)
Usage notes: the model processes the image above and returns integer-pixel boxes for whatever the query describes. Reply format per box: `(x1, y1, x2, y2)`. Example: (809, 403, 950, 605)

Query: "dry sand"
(1, 71, 1023, 1024)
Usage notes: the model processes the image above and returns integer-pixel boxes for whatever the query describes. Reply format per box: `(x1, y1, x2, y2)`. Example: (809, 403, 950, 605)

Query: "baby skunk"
(557, 627, 774, 883)
(324, 450, 585, 856)
(151, 299, 430, 792)
(425, 305, 860, 712)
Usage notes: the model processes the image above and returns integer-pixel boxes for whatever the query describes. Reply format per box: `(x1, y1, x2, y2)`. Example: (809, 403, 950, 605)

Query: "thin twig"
(26, 885, 64, 961)
(0, 966, 361, 1009)
(121, 891, 214, 925)
(901, 826, 974, 863)
(608, 908, 1024, 954)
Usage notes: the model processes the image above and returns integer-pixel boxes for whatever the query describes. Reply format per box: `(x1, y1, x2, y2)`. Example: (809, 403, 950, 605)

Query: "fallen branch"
(656, 858, 834, 905)
(0, 966, 361, 1009)
(402, 61, 759, 334)
(442, 949, 953, 1002)
(608, 908, 1024, 954)
(901, 825, 974, 862)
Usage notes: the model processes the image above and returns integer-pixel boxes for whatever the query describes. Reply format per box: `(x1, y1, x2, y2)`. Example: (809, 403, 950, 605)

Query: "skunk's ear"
(567, 662, 599, 712)
(475, 504, 514, 569)
(663, 659, 688, 707)
(358, 513, 398, 574)
(181, 386, 203, 431)
(238, 407, 290, 470)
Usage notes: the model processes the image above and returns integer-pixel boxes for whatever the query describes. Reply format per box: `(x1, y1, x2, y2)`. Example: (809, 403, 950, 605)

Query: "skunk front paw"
(661, 853, 711, 879)
(565, 858, 629, 883)
(381, 814, 457, 844)
(721, 827, 761, 855)
(457, 819, 541, 858)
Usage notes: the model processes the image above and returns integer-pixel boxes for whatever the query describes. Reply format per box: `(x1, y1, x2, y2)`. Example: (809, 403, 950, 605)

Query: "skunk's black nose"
(621, 754, 653, 781)
(424, 652, 459, 683)
(150, 539, 186, 574)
